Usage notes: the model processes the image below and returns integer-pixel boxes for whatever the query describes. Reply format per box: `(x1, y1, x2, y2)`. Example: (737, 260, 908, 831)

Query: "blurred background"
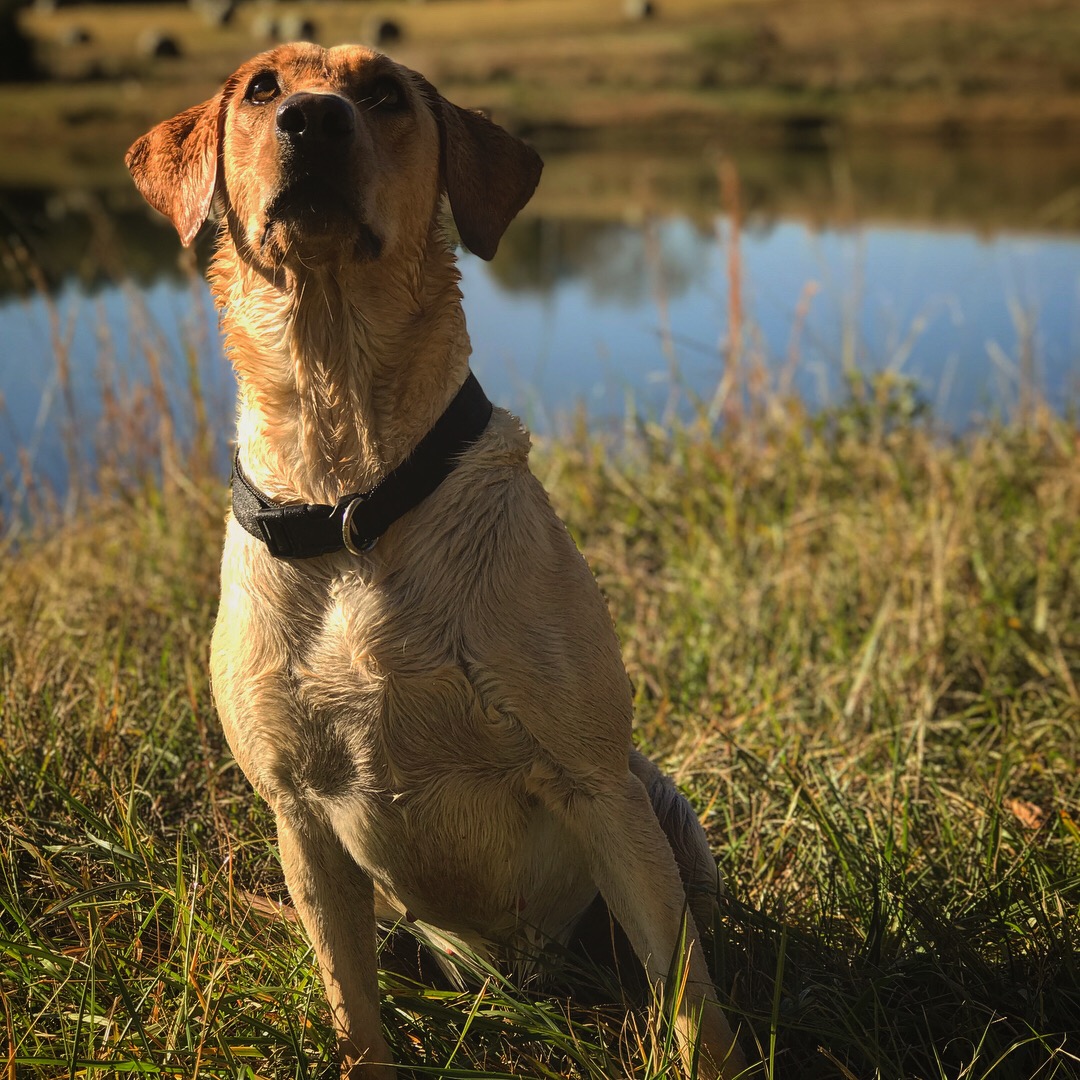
(2, 0, 1079, 496)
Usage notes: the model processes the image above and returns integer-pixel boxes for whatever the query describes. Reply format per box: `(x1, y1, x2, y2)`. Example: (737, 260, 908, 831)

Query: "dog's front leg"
(546, 771, 748, 1080)
(277, 815, 397, 1080)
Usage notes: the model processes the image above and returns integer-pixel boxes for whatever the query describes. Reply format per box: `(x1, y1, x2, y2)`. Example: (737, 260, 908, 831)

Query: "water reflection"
(0, 186, 196, 296)
(4, 132, 1080, 297)
(465, 216, 1079, 431)
(1, 137, 1079, 497)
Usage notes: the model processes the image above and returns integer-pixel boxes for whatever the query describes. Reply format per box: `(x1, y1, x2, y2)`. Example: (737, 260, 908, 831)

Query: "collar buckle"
(340, 495, 378, 556)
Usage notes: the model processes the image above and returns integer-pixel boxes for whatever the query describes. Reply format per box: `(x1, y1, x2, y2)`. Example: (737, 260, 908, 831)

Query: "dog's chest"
(227, 559, 595, 938)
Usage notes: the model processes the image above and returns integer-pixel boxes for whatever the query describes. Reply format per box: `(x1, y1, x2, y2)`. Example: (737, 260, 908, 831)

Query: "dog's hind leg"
(535, 767, 748, 1080)
(277, 815, 397, 1080)
(570, 750, 723, 992)
(629, 749, 722, 946)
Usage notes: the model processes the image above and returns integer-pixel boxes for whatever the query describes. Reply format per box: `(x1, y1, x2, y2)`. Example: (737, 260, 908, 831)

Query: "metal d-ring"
(340, 495, 377, 556)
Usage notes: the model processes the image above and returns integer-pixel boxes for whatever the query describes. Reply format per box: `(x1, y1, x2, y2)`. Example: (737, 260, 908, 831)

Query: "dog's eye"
(367, 78, 405, 111)
(247, 72, 281, 105)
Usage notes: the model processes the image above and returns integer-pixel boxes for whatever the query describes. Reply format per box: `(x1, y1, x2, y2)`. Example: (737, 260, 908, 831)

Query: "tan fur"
(127, 43, 748, 1080)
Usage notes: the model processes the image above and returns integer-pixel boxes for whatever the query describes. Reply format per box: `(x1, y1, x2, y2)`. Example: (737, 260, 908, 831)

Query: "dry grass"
(1, 325, 1078, 1077)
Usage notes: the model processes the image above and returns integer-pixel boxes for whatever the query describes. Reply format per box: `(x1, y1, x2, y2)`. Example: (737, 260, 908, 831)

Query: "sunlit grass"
(2, 353, 1078, 1076)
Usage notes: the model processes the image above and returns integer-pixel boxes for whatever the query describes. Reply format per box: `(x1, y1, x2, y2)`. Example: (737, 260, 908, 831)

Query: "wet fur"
(126, 42, 747, 1080)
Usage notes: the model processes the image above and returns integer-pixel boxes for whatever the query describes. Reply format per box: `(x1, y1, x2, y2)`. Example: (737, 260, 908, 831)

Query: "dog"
(126, 42, 748, 1080)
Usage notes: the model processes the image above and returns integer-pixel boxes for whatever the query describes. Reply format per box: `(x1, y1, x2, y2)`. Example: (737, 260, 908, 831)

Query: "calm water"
(468, 216, 1079, 427)
(2, 142, 1079, 495)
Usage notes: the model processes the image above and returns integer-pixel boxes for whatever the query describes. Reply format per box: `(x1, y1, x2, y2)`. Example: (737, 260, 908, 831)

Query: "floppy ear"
(433, 97, 543, 261)
(125, 92, 226, 247)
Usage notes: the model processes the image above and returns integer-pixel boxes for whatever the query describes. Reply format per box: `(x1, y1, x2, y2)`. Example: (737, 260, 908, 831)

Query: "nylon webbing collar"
(231, 372, 493, 559)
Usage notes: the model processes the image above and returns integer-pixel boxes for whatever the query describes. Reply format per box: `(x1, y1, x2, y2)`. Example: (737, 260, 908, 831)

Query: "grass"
(1, 334, 1078, 1077)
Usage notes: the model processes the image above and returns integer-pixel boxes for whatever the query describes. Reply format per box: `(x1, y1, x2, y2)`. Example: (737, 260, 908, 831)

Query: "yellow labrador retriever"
(126, 42, 747, 1080)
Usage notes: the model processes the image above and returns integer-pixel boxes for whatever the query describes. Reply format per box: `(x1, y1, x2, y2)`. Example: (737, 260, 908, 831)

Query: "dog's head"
(126, 43, 542, 268)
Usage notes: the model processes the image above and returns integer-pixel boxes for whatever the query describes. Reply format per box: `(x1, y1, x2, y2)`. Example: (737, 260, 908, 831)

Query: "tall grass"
(1, 210, 1078, 1079)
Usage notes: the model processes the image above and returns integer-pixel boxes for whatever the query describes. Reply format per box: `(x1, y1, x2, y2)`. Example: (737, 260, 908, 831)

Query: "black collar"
(231, 372, 493, 559)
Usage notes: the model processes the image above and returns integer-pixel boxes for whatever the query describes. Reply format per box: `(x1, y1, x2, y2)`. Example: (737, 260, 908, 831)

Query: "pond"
(1, 135, 1079, 499)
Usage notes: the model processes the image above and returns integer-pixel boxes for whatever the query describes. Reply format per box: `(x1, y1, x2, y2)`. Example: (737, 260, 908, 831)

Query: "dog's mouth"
(264, 174, 352, 232)
(259, 176, 383, 263)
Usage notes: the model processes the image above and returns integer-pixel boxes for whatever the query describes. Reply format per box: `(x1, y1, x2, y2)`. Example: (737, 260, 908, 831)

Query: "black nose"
(275, 92, 355, 145)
